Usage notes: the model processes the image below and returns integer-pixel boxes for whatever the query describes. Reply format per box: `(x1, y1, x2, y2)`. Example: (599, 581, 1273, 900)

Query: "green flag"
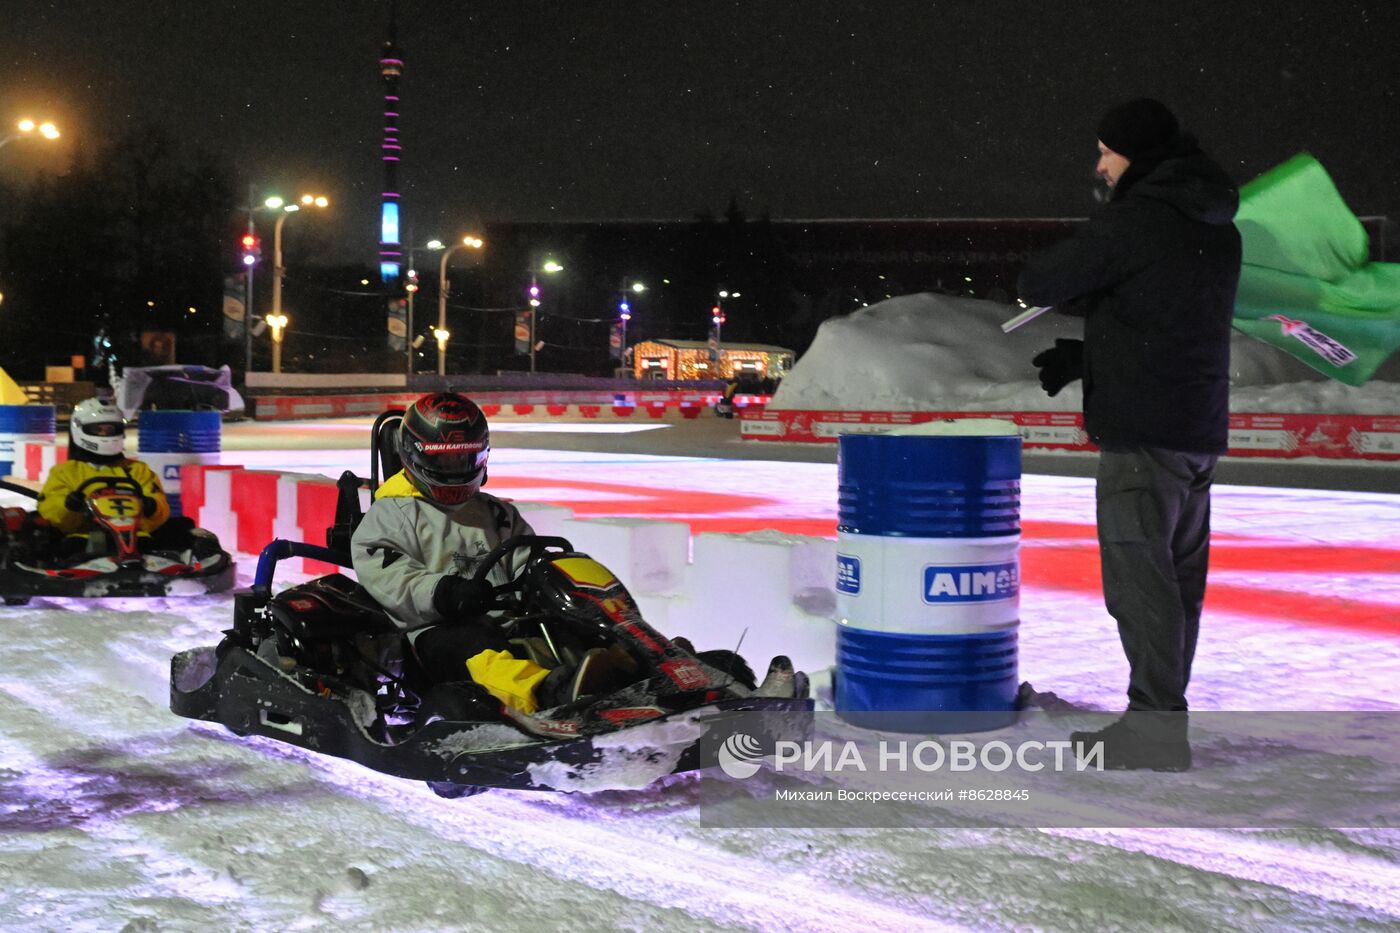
(1233, 152, 1400, 386)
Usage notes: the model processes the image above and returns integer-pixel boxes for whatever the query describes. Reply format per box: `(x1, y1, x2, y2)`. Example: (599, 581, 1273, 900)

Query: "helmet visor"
(413, 440, 486, 478)
(85, 422, 125, 438)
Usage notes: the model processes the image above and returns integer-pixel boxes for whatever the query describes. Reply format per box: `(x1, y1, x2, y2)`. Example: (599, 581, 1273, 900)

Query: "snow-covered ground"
(2, 419, 1398, 930)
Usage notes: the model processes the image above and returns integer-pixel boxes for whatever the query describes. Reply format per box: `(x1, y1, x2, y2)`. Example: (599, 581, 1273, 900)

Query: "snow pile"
(772, 292, 1400, 414)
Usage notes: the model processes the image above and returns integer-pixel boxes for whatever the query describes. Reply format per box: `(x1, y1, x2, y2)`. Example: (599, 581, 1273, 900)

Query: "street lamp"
(267, 193, 330, 373)
(617, 280, 645, 373)
(267, 312, 289, 373)
(432, 235, 485, 376)
(527, 258, 564, 374)
(0, 118, 60, 150)
(712, 288, 737, 370)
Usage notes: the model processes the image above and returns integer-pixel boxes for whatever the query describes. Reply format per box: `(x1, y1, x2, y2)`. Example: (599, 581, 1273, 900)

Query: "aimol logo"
(922, 562, 1018, 604)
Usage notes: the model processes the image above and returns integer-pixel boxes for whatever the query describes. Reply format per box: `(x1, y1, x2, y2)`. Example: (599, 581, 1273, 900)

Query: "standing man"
(1018, 99, 1242, 770)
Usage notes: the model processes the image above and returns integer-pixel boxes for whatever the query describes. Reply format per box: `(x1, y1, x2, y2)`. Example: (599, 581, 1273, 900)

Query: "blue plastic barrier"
(136, 410, 222, 517)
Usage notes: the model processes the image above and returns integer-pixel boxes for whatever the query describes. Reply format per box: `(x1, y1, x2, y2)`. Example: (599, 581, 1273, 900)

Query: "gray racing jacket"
(349, 470, 535, 631)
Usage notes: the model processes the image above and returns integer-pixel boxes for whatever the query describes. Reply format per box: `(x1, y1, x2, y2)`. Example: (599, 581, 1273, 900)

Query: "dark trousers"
(1096, 446, 1217, 712)
(409, 622, 510, 684)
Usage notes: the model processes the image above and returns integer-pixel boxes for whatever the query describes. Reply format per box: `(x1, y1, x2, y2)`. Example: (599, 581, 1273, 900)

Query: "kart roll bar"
(253, 538, 353, 597)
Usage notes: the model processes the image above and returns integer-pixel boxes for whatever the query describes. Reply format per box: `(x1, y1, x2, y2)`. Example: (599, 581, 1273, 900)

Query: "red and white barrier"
(251, 390, 771, 421)
(16, 441, 68, 483)
(740, 409, 1400, 461)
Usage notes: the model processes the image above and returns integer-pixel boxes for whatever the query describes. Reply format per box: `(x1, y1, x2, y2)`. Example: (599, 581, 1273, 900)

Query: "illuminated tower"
(378, 3, 404, 282)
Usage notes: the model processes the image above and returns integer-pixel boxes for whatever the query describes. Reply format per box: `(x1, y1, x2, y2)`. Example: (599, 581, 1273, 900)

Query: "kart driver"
(36, 397, 193, 549)
(350, 391, 626, 714)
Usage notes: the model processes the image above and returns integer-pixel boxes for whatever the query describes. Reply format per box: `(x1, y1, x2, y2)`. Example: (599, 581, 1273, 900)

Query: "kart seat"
(373, 410, 405, 487)
(325, 409, 405, 561)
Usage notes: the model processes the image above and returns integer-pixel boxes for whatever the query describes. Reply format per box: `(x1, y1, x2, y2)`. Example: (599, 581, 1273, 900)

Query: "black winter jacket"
(1018, 150, 1242, 454)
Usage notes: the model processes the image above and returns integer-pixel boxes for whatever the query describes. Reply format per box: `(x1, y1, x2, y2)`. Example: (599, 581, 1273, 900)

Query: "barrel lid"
(889, 418, 1019, 437)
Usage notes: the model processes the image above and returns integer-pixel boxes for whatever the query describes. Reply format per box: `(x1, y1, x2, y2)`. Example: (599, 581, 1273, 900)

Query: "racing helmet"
(397, 392, 490, 507)
(70, 397, 127, 458)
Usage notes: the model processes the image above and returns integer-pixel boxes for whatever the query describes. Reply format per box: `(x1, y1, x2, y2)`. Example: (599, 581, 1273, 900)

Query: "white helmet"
(70, 398, 127, 458)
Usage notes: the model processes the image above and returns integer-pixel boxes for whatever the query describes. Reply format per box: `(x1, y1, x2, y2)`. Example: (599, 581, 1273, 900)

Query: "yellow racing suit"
(36, 457, 171, 536)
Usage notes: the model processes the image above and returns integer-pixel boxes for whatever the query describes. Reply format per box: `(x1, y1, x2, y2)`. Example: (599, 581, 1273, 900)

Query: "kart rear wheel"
(3, 597, 29, 607)
(427, 781, 488, 799)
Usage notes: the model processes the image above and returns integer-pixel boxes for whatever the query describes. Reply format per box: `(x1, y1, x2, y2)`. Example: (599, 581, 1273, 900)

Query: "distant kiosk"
(630, 339, 794, 382)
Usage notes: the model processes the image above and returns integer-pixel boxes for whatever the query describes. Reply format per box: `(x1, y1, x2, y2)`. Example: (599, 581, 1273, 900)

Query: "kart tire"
(696, 650, 757, 690)
(427, 781, 488, 799)
(3, 597, 29, 607)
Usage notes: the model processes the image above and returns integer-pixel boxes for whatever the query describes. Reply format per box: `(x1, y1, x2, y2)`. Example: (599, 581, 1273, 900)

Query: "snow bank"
(772, 293, 1400, 414)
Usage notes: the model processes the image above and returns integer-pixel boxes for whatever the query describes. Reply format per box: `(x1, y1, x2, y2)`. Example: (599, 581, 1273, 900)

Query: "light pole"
(240, 184, 260, 381)
(617, 279, 645, 374)
(0, 118, 60, 151)
(403, 238, 419, 375)
(712, 288, 737, 375)
(527, 259, 564, 374)
(267, 193, 329, 373)
(267, 311, 289, 373)
(432, 235, 485, 376)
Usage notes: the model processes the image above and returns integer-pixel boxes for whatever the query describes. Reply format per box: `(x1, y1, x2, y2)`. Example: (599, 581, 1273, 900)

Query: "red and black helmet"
(397, 392, 490, 507)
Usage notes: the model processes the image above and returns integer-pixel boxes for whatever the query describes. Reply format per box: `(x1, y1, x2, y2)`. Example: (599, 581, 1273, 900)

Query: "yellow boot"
(465, 649, 551, 714)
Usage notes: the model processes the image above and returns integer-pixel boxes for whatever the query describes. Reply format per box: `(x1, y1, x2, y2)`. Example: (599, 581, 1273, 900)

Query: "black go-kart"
(1, 476, 234, 604)
(169, 411, 811, 797)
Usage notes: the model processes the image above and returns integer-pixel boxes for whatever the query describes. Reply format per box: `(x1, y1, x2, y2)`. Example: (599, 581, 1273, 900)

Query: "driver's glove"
(63, 491, 87, 513)
(432, 575, 494, 622)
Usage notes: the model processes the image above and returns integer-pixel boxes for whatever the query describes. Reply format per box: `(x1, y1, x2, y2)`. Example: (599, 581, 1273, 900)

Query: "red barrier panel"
(230, 471, 283, 554)
(739, 409, 1400, 460)
(178, 464, 242, 528)
(296, 479, 343, 575)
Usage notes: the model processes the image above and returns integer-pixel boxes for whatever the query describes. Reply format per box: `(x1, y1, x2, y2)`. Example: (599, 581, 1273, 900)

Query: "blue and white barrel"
(0, 404, 56, 479)
(136, 410, 222, 516)
(834, 420, 1022, 733)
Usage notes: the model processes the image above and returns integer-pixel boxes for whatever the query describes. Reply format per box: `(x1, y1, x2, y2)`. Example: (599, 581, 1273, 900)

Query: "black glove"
(64, 491, 87, 513)
(142, 496, 158, 517)
(432, 575, 495, 621)
(1031, 339, 1084, 397)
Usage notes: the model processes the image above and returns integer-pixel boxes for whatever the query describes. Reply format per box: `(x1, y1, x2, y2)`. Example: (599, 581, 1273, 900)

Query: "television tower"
(378, 1, 404, 282)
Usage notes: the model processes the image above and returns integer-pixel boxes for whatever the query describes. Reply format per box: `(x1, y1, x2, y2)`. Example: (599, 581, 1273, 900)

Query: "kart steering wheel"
(469, 534, 574, 606)
(75, 476, 145, 496)
(72, 476, 147, 510)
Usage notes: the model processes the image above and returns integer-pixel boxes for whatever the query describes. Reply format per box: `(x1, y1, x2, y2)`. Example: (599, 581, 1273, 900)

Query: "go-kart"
(169, 410, 811, 796)
(0, 476, 234, 604)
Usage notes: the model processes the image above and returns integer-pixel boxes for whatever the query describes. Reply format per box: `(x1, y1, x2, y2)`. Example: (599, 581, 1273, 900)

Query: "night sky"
(3, 1, 1397, 261)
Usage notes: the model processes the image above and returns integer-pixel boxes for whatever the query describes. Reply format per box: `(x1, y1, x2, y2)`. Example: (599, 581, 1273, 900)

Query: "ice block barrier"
(664, 530, 838, 676)
(557, 516, 691, 597)
(834, 420, 1022, 733)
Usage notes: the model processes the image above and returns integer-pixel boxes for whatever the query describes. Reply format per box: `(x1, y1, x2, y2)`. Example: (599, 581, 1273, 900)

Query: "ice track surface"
(1, 419, 1398, 931)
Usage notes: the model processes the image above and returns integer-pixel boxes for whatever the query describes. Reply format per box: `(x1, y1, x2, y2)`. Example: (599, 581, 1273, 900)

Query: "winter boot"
(1070, 715, 1191, 772)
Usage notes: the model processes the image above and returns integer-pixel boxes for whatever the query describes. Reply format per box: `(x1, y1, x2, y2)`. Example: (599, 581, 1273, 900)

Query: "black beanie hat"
(1097, 98, 1179, 159)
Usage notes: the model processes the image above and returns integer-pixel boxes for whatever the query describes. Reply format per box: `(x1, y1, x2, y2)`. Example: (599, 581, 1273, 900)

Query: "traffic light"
(240, 232, 261, 267)
(711, 305, 725, 325)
